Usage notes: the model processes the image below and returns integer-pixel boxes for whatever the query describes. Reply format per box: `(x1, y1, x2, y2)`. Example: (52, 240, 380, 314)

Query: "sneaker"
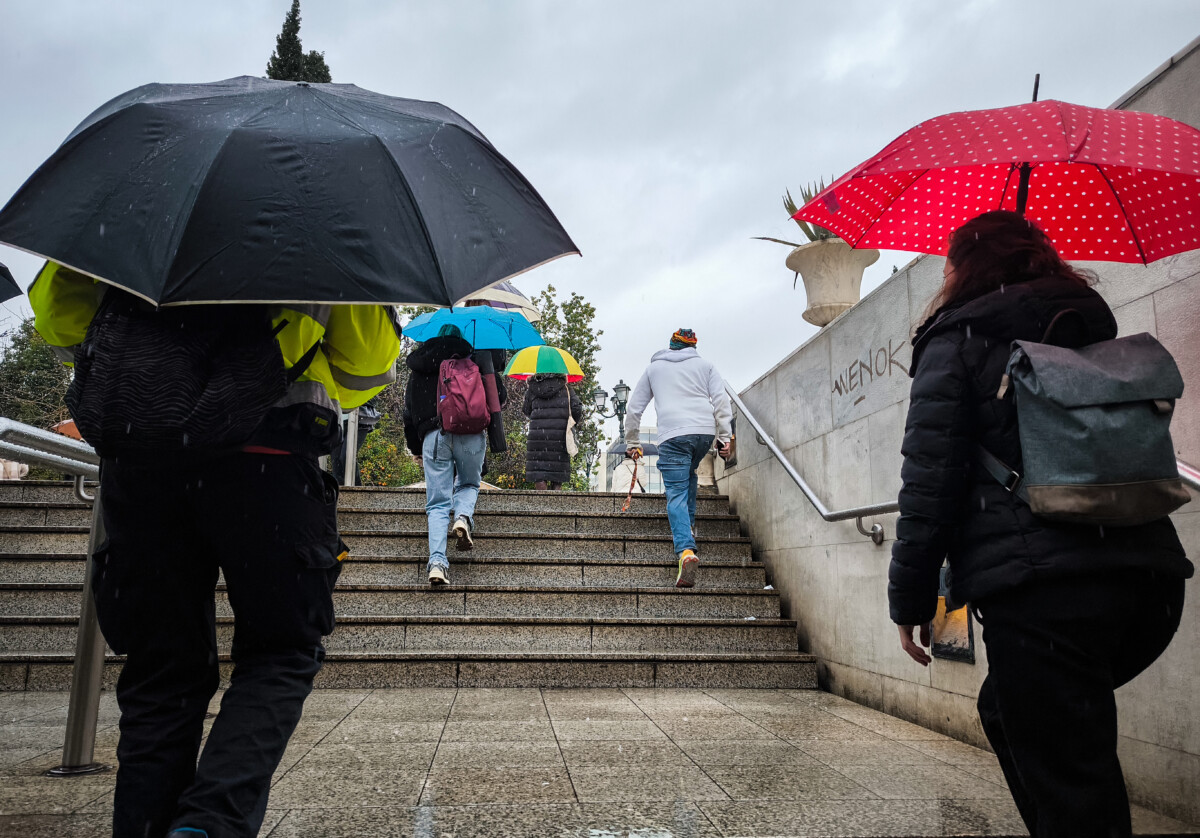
(452, 516, 473, 551)
(675, 549, 700, 588)
(428, 566, 448, 586)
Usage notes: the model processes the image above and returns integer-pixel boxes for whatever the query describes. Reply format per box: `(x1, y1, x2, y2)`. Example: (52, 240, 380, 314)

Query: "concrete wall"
(717, 37, 1200, 824)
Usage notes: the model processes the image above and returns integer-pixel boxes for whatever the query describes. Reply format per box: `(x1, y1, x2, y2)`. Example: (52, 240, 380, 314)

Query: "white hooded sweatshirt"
(624, 347, 733, 446)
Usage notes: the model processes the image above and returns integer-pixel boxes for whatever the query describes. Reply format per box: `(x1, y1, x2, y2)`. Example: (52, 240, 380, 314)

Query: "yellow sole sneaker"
(675, 550, 699, 588)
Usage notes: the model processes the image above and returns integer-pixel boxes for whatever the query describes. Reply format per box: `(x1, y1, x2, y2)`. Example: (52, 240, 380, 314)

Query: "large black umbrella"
(0, 77, 578, 306)
(0, 262, 19, 303)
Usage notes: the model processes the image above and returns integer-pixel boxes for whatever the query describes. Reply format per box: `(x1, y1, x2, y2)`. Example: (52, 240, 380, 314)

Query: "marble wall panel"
(829, 276, 912, 429)
(774, 332, 833, 450)
(1111, 293, 1159, 338)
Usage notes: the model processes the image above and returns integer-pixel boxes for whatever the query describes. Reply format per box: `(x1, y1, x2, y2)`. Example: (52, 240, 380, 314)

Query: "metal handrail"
(723, 384, 897, 545)
(722, 386, 1200, 545)
(0, 417, 108, 776)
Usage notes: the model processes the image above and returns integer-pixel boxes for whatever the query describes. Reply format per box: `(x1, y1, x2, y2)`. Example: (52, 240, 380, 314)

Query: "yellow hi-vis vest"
(28, 262, 401, 413)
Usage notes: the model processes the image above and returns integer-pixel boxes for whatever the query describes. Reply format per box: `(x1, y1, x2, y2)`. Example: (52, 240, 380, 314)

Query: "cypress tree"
(266, 0, 332, 83)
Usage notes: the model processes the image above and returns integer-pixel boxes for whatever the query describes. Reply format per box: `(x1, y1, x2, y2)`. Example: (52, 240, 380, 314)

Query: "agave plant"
(754, 179, 837, 248)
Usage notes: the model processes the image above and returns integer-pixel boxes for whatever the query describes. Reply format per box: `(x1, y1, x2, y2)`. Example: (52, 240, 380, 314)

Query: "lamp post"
(591, 379, 632, 439)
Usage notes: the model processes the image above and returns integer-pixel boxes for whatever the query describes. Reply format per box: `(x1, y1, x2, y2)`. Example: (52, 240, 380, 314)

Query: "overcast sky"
(1, 1, 1197, 437)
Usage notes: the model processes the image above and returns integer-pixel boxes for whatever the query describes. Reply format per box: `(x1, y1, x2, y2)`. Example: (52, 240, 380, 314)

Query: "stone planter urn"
(786, 238, 880, 327)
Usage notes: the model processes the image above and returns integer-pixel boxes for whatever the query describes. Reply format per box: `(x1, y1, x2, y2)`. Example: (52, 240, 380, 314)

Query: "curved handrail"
(723, 384, 896, 544)
(722, 386, 1200, 545)
(0, 418, 99, 487)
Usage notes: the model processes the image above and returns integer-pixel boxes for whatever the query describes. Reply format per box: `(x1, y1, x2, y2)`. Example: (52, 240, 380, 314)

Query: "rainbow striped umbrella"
(504, 345, 584, 383)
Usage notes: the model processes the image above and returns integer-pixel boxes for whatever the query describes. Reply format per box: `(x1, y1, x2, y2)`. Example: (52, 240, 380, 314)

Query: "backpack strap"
(270, 317, 324, 385)
(287, 339, 323, 384)
(975, 445, 1031, 504)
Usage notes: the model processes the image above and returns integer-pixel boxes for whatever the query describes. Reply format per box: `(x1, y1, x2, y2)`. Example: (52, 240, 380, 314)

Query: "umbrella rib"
(847, 168, 933, 249)
(1095, 165, 1149, 264)
(367, 133, 450, 300)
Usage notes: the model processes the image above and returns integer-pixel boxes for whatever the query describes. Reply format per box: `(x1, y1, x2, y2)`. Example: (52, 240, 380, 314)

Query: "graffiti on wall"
(831, 338, 908, 406)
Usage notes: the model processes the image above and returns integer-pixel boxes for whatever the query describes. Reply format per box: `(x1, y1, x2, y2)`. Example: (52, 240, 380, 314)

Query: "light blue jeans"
(655, 434, 715, 554)
(422, 429, 486, 571)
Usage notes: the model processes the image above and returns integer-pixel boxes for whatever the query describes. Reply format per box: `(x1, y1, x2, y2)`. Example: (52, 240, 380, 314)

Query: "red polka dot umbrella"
(794, 100, 1200, 264)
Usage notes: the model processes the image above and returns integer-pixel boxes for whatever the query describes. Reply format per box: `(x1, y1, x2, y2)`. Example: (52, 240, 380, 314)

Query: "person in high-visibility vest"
(30, 262, 401, 838)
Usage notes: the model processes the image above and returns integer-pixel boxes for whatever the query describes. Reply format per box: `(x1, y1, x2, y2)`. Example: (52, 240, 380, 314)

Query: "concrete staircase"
(0, 481, 816, 690)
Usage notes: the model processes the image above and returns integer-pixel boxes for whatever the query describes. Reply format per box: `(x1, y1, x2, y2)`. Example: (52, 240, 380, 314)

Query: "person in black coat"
(889, 211, 1192, 838)
(522, 373, 583, 489)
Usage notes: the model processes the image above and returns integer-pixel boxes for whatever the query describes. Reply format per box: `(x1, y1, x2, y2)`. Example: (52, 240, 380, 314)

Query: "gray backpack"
(977, 324, 1190, 527)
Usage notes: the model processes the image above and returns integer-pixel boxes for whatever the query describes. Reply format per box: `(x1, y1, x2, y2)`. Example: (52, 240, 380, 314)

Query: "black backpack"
(67, 289, 320, 461)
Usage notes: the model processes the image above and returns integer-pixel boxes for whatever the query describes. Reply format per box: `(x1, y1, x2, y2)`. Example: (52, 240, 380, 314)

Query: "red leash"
(620, 457, 639, 513)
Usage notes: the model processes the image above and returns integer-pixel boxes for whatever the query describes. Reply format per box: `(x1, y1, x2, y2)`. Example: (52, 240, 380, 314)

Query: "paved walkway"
(1, 688, 1196, 837)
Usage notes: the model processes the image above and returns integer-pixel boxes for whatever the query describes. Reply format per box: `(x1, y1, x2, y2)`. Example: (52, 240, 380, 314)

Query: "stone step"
(0, 482, 732, 516)
(0, 502, 742, 538)
(0, 582, 784, 619)
(0, 527, 755, 562)
(0, 553, 769, 589)
(0, 650, 817, 690)
(0, 614, 799, 654)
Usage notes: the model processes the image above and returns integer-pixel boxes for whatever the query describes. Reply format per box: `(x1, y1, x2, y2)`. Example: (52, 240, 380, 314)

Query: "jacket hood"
(910, 276, 1117, 374)
(406, 335, 473, 373)
(528, 374, 568, 398)
(651, 347, 699, 364)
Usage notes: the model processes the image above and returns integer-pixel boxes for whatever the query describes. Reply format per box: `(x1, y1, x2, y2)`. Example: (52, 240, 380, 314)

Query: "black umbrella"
(0, 262, 19, 303)
(611, 442, 659, 456)
(0, 77, 578, 306)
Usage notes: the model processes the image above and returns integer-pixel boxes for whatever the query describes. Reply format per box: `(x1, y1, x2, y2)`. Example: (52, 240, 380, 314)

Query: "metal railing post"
(343, 408, 359, 486)
(47, 492, 109, 776)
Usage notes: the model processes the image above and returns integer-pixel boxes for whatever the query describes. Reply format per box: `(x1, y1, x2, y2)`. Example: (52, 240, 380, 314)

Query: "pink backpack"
(437, 357, 490, 434)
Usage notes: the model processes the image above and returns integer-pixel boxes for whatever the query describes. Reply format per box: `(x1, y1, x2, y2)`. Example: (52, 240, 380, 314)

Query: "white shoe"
(428, 566, 448, 586)
(453, 516, 473, 551)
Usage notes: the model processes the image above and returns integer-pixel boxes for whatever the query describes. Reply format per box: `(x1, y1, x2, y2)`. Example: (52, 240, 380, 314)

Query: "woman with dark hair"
(889, 210, 1192, 837)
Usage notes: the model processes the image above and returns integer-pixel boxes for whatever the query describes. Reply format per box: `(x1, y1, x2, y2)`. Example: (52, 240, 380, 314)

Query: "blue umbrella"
(0, 262, 19, 303)
(404, 306, 545, 350)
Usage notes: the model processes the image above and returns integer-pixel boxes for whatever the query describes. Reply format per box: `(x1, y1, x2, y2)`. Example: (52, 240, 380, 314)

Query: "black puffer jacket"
(888, 276, 1192, 626)
(522, 374, 583, 483)
(402, 334, 474, 456)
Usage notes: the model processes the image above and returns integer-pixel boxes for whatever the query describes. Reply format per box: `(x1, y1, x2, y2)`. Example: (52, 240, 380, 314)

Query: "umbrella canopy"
(504, 345, 585, 383)
(0, 76, 579, 306)
(458, 281, 541, 322)
(794, 100, 1200, 264)
(0, 262, 19, 303)
(404, 306, 544, 350)
(611, 441, 659, 457)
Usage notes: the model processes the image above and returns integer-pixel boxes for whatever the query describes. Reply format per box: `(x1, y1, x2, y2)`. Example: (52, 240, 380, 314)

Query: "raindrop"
(182, 433, 190, 446)
(965, 325, 972, 339)
(126, 423, 132, 434)
(1098, 525, 1105, 538)
(99, 223, 106, 237)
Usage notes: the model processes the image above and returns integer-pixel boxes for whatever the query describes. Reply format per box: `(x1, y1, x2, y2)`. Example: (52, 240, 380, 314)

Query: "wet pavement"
(0, 687, 1196, 837)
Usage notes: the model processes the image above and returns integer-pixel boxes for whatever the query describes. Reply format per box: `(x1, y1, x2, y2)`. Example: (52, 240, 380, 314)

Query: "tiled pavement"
(1, 688, 1196, 837)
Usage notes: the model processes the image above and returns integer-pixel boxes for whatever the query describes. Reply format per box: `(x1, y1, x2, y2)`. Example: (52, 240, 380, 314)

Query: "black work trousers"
(94, 453, 343, 838)
(975, 570, 1186, 838)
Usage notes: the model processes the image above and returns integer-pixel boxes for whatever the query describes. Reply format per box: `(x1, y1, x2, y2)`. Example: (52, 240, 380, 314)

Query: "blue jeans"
(423, 429, 486, 570)
(656, 434, 714, 554)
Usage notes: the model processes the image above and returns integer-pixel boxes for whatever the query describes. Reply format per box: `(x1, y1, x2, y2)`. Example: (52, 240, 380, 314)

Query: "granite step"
(0, 527, 755, 562)
(0, 582, 784, 619)
(0, 614, 799, 654)
(0, 502, 743, 537)
(0, 553, 769, 589)
(0, 649, 818, 690)
(0, 482, 732, 516)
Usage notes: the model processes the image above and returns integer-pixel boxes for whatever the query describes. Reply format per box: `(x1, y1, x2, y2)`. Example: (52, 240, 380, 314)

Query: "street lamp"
(591, 379, 632, 438)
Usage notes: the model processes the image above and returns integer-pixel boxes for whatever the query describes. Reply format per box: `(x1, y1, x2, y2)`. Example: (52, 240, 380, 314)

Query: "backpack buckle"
(1002, 470, 1024, 494)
